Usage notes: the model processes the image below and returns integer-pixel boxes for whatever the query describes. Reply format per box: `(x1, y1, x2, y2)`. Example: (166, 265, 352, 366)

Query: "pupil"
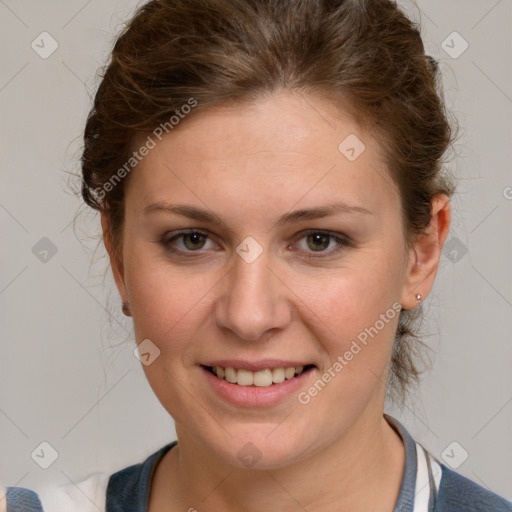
(185, 233, 205, 249)
(309, 233, 328, 251)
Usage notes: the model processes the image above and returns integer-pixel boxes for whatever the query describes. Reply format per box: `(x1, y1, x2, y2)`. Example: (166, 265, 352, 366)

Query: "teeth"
(225, 367, 237, 383)
(237, 369, 254, 386)
(285, 367, 296, 379)
(272, 367, 285, 383)
(211, 365, 307, 387)
(254, 369, 273, 387)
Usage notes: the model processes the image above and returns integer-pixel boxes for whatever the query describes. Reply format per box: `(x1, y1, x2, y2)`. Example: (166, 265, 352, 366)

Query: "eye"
(160, 229, 350, 259)
(160, 230, 217, 254)
(293, 230, 350, 259)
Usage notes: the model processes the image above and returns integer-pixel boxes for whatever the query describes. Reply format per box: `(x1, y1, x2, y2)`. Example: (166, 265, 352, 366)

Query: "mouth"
(202, 364, 316, 388)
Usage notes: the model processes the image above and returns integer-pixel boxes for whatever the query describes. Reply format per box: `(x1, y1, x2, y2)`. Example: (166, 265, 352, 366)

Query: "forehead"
(127, 92, 398, 217)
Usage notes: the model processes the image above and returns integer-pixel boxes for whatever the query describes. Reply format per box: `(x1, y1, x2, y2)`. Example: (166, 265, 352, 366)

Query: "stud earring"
(415, 293, 422, 309)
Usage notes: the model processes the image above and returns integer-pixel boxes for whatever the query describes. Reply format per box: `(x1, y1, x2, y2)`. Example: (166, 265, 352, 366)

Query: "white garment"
(36, 473, 109, 512)
(413, 443, 442, 512)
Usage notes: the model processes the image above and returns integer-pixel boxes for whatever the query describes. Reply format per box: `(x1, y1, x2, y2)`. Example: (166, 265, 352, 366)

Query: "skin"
(101, 91, 451, 511)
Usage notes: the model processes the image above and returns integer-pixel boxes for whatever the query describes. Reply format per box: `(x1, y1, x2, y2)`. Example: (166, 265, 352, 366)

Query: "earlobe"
(400, 194, 451, 309)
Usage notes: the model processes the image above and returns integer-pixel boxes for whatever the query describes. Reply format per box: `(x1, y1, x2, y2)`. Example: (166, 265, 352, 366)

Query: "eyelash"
(159, 229, 351, 260)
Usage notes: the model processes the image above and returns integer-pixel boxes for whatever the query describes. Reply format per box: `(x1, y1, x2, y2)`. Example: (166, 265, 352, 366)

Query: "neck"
(151, 409, 405, 512)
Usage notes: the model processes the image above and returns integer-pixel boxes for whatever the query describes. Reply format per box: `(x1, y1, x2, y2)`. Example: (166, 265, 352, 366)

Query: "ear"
(100, 211, 128, 303)
(400, 194, 451, 309)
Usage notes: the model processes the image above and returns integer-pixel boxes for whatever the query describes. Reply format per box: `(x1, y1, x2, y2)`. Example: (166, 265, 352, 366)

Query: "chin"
(200, 422, 315, 471)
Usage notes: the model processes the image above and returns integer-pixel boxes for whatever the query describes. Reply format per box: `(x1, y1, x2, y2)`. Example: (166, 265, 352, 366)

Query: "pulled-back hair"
(81, 0, 456, 405)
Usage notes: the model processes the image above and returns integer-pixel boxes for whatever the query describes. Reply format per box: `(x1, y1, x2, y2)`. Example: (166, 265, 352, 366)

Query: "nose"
(214, 247, 292, 342)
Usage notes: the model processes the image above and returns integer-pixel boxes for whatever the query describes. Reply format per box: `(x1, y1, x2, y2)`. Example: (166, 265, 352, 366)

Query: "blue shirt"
(5, 414, 511, 511)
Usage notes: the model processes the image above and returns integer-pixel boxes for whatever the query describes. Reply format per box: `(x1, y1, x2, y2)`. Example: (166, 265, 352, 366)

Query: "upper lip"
(201, 360, 315, 372)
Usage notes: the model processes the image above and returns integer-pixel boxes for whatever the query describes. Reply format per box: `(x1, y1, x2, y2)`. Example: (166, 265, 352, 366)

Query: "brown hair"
(81, 0, 456, 405)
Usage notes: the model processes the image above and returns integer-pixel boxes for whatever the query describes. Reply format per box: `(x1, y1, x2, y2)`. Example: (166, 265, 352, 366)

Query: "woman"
(5, 0, 511, 510)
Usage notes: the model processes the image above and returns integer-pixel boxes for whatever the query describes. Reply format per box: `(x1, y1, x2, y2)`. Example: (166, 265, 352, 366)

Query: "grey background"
(1, 0, 511, 502)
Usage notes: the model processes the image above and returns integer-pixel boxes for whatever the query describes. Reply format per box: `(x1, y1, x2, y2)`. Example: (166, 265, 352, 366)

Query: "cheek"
(123, 247, 211, 348)
(287, 249, 404, 372)
(296, 273, 400, 351)
(124, 253, 213, 414)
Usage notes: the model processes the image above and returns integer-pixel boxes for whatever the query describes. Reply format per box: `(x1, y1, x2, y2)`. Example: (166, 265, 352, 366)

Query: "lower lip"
(201, 366, 315, 407)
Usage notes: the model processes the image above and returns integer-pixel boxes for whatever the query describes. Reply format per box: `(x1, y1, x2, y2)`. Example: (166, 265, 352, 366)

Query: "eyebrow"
(143, 201, 373, 229)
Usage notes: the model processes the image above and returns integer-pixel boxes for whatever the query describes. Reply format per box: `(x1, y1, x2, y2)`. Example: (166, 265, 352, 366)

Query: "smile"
(203, 365, 315, 387)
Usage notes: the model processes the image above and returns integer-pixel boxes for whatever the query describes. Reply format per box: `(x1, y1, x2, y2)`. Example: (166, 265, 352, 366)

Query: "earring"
(122, 301, 131, 317)
(415, 293, 422, 309)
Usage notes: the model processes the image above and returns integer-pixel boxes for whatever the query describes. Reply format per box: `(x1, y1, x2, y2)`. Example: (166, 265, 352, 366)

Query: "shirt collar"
(384, 413, 420, 512)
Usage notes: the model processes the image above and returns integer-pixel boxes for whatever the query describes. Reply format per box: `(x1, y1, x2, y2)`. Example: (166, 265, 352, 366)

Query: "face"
(106, 91, 426, 469)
